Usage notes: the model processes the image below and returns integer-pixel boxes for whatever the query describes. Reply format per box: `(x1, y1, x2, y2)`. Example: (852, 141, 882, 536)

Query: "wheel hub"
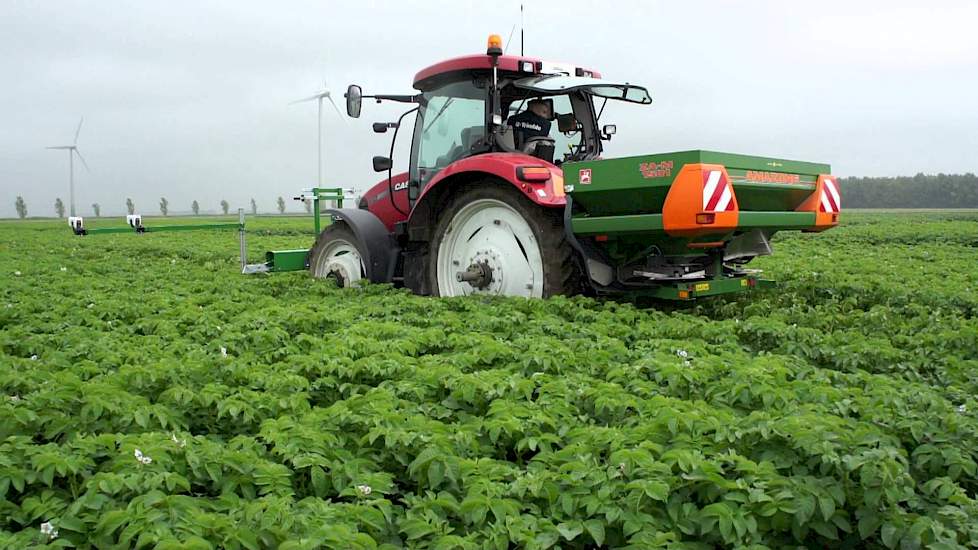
(456, 260, 492, 289)
(323, 253, 361, 286)
(311, 238, 365, 287)
(436, 199, 542, 297)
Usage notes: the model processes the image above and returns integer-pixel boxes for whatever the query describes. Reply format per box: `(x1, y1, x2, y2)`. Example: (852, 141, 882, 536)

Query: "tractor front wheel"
(428, 183, 577, 298)
(308, 224, 367, 287)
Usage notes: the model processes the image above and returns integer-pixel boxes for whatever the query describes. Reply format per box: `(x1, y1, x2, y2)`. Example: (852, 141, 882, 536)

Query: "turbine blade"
(326, 95, 345, 120)
(290, 91, 328, 105)
(74, 117, 84, 145)
(74, 148, 91, 172)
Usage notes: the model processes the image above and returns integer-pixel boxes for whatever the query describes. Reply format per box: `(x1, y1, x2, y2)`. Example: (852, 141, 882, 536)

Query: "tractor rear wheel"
(308, 224, 367, 287)
(428, 183, 578, 298)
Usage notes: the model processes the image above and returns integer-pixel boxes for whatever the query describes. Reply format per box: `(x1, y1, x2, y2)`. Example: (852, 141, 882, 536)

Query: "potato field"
(1, 211, 977, 549)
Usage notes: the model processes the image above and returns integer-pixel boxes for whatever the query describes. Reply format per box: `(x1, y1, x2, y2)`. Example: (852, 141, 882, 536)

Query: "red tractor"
(309, 35, 839, 300)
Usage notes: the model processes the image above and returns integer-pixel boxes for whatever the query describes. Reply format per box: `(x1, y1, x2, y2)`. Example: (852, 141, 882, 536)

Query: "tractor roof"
(413, 54, 602, 91)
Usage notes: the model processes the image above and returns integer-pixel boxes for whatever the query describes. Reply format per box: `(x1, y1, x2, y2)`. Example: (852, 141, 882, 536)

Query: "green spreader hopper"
(561, 150, 840, 299)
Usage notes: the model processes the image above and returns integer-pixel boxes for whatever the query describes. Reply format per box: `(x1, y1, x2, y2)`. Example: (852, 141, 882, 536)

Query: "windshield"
(514, 75, 652, 104)
(411, 80, 487, 184)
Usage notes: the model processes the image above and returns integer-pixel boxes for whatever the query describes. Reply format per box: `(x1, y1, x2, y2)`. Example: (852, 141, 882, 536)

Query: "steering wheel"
(521, 136, 555, 154)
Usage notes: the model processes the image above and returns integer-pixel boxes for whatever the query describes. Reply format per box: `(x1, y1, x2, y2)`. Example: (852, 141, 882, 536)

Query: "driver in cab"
(508, 98, 552, 149)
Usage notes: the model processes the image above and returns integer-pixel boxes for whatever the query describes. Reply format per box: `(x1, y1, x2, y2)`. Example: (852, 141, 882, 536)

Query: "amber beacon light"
(486, 34, 503, 55)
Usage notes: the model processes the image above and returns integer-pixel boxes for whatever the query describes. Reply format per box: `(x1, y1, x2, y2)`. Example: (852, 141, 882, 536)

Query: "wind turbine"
(46, 118, 90, 217)
(291, 84, 343, 188)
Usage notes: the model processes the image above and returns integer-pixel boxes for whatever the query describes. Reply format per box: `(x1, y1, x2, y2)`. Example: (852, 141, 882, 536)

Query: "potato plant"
(1, 212, 977, 549)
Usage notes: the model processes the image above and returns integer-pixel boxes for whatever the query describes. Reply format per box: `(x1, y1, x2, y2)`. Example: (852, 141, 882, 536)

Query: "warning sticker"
(694, 283, 710, 292)
(579, 169, 592, 185)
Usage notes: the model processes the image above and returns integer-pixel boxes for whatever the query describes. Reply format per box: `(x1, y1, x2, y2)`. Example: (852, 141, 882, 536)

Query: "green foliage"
(277, 196, 286, 214)
(91, 203, 100, 217)
(54, 198, 65, 218)
(192, 201, 200, 216)
(221, 200, 230, 216)
(0, 211, 977, 548)
(125, 198, 135, 216)
(159, 197, 169, 217)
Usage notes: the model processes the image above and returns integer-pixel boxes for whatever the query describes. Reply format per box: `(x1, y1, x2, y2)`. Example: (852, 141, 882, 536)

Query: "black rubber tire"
(307, 223, 366, 286)
(427, 182, 579, 298)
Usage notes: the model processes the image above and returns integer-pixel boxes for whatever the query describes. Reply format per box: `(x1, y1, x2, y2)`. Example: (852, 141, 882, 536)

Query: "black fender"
(563, 195, 616, 293)
(322, 208, 399, 283)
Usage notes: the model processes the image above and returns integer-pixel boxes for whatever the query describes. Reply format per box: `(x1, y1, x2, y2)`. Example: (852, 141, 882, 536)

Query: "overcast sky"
(2, 0, 977, 218)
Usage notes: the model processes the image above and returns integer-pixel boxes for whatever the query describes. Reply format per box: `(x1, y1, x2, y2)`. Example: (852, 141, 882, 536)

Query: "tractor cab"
(409, 67, 651, 183)
(345, 36, 652, 193)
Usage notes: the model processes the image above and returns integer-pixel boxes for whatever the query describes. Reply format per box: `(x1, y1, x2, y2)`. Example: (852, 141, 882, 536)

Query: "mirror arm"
(366, 94, 422, 104)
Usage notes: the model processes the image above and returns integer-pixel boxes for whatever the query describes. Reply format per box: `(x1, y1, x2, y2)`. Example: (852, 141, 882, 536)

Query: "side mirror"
(372, 156, 392, 172)
(372, 122, 399, 133)
(346, 84, 363, 118)
(557, 113, 578, 133)
(602, 124, 617, 137)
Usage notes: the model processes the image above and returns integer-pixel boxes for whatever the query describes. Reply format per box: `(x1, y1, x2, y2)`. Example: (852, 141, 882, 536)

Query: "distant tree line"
(842, 173, 978, 209)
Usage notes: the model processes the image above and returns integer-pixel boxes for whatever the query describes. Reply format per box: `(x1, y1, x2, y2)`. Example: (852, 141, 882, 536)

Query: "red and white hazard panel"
(702, 170, 735, 212)
(820, 177, 841, 213)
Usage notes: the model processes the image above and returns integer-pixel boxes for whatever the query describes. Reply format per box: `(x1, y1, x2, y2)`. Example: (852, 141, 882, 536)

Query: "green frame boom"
(68, 187, 347, 275)
(81, 222, 242, 235)
(307, 187, 346, 235)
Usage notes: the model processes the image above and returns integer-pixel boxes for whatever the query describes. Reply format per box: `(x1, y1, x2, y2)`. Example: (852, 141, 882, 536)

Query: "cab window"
(412, 80, 486, 184)
(549, 95, 583, 162)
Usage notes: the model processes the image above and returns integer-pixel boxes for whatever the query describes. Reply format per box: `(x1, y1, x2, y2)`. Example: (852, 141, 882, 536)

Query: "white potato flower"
(134, 448, 153, 465)
(40, 521, 58, 539)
